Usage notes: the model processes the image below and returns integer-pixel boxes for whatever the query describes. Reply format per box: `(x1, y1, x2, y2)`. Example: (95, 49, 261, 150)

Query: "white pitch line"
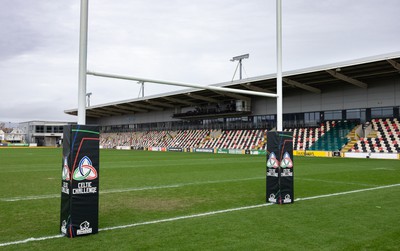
(0, 176, 384, 202)
(99, 203, 274, 232)
(295, 183, 400, 201)
(297, 177, 376, 187)
(0, 194, 60, 202)
(0, 176, 264, 202)
(0, 158, 259, 173)
(0, 235, 64, 247)
(0, 176, 389, 202)
(1, 183, 399, 248)
(102, 176, 264, 194)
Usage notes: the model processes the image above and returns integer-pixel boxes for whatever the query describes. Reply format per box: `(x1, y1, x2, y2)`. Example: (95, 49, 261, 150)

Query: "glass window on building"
(54, 126, 63, 133)
(35, 126, 44, 133)
(324, 110, 342, 120)
(304, 112, 319, 126)
(371, 107, 393, 118)
(253, 115, 275, 129)
(346, 109, 366, 122)
(346, 109, 360, 119)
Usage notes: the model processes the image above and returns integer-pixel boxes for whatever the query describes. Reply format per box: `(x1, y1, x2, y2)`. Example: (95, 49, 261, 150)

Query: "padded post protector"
(266, 131, 294, 204)
(60, 125, 100, 237)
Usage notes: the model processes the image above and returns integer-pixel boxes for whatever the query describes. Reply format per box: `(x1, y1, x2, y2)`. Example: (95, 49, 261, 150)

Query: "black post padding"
(60, 125, 100, 238)
(266, 131, 294, 204)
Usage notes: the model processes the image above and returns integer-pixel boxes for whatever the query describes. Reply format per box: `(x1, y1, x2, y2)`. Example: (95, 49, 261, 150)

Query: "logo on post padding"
(284, 194, 292, 203)
(61, 220, 67, 234)
(267, 152, 279, 168)
(77, 221, 92, 235)
(280, 152, 293, 168)
(62, 157, 70, 181)
(73, 156, 97, 181)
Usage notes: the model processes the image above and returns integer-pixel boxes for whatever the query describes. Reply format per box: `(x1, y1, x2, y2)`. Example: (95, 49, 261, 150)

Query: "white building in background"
(0, 129, 4, 141)
(4, 128, 25, 143)
(19, 121, 74, 147)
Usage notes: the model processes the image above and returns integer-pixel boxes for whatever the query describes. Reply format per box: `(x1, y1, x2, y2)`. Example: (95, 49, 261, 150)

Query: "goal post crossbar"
(78, 0, 283, 131)
(87, 70, 279, 99)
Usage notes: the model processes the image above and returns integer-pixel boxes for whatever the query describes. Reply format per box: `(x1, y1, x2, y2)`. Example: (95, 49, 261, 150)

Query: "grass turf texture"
(0, 148, 399, 250)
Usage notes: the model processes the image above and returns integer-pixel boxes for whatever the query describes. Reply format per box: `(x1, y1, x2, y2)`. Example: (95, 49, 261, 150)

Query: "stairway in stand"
(341, 126, 358, 153)
(309, 121, 357, 151)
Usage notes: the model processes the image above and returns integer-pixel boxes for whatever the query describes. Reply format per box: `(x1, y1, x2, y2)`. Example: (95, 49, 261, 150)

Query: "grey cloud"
(1, 0, 400, 122)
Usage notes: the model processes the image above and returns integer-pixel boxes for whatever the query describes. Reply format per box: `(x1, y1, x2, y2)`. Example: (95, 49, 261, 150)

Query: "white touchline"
(296, 177, 375, 187)
(0, 176, 387, 202)
(0, 157, 259, 173)
(0, 235, 64, 247)
(0, 176, 265, 202)
(1, 176, 384, 202)
(295, 183, 400, 201)
(99, 203, 274, 232)
(1, 183, 399, 247)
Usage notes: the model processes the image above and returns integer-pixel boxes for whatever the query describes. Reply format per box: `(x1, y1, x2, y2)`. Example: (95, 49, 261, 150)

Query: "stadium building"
(19, 121, 73, 147)
(65, 52, 400, 157)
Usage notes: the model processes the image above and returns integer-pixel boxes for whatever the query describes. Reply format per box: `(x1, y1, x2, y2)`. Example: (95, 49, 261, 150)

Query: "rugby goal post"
(76, 0, 284, 130)
(61, 0, 291, 239)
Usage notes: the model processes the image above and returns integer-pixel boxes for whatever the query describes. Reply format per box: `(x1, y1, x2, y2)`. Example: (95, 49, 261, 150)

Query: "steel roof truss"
(387, 59, 400, 72)
(145, 99, 175, 108)
(282, 78, 322, 93)
(240, 83, 274, 93)
(326, 70, 368, 89)
(116, 104, 147, 113)
(131, 103, 163, 111)
(212, 90, 251, 102)
(163, 97, 195, 106)
(186, 93, 218, 103)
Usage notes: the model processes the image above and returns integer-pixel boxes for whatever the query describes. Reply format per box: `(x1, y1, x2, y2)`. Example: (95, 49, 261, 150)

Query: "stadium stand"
(349, 118, 400, 153)
(65, 52, 400, 159)
(285, 121, 330, 151)
(100, 129, 268, 150)
(199, 129, 268, 150)
(309, 120, 358, 151)
(168, 130, 209, 148)
(99, 118, 400, 153)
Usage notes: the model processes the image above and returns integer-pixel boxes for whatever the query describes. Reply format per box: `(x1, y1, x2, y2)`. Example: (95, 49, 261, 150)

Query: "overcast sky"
(1, 0, 399, 123)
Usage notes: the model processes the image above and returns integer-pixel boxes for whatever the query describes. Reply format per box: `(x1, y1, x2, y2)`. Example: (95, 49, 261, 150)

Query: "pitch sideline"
(0, 176, 264, 202)
(1, 183, 399, 247)
(1, 176, 379, 202)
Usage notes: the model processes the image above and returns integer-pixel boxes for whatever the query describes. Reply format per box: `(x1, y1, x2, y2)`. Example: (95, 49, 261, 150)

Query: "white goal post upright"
(77, 0, 284, 129)
(78, 0, 89, 125)
(276, 0, 283, 131)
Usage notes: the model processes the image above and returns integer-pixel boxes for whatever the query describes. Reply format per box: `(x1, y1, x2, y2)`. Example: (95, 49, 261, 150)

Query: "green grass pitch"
(0, 148, 399, 250)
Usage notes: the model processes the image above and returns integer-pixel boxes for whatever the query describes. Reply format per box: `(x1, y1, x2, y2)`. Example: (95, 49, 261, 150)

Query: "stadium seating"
(100, 132, 133, 148)
(199, 129, 267, 150)
(100, 129, 268, 150)
(349, 118, 400, 153)
(309, 120, 357, 151)
(168, 129, 209, 148)
(285, 121, 330, 150)
(100, 118, 399, 153)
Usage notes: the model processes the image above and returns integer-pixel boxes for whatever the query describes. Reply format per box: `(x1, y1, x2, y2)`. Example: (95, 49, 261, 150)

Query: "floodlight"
(230, 54, 249, 80)
(230, 54, 249, 62)
(86, 92, 92, 107)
